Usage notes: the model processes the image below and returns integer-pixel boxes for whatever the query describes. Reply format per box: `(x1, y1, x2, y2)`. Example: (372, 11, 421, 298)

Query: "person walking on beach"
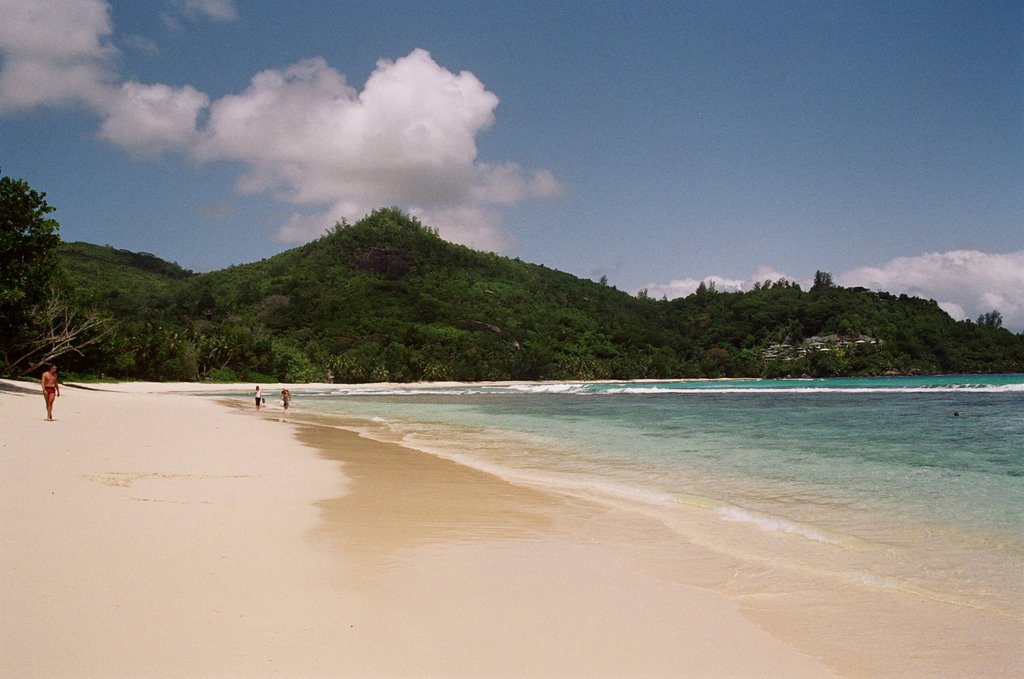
(41, 364, 60, 421)
(254, 385, 262, 410)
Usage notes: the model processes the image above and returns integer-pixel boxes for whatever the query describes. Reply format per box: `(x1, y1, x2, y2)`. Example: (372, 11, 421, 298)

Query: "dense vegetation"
(2, 169, 1018, 382)
(46, 208, 1023, 383)
(1, 175, 111, 377)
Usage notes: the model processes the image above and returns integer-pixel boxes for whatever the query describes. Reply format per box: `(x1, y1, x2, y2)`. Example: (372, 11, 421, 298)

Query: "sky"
(1, 0, 1022, 330)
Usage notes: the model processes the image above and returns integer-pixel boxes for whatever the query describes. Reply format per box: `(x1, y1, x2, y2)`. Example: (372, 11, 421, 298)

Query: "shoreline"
(295, 403, 1023, 679)
(233, 379, 1024, 677)
(4, 380, 1021, 676)
(2, 380, 832, 677)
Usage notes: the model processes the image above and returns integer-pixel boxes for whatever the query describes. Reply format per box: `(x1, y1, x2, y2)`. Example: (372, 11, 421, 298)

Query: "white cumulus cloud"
(641, 265, 805, 300)
(473, 164, 565, 205)
(0, 1, 562, 252)
(840, 250, 1024, 330)
(99, 81, 209, 154)
(195, 49, 562, 249)
(640, 251, 1024, 332)
(641, 275, 745, 299)
(0, 0, 119, 111)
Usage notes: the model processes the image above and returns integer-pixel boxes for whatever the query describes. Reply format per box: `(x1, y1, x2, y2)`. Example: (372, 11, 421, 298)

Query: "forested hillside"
(60, 242, 194, 317)
(58, 209, 1023, 382)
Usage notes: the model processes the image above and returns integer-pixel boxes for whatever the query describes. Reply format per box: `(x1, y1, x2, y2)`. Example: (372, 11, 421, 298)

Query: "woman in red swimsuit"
(41, 364, 60, 421)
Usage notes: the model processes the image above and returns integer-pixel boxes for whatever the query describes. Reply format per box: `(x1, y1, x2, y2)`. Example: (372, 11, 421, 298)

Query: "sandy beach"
(0, 379, 843, 677)
(4, 378, 1019, 675)
(3, 379, 1023, 678)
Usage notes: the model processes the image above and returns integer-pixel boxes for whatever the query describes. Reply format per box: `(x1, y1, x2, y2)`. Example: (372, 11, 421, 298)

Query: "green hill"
(59, 242, 193, 318)
(59, 209, 1024, 382)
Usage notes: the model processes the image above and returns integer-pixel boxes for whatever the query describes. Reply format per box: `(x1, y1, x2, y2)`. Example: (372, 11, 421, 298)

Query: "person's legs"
(44, 391, 55, 420)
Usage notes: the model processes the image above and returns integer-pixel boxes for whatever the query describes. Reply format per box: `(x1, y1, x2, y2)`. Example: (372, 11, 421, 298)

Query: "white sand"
(1, 380, 834, 677)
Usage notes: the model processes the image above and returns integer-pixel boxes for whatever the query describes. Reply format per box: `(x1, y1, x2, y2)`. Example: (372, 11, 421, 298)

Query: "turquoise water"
(280, 375, 1024, 617)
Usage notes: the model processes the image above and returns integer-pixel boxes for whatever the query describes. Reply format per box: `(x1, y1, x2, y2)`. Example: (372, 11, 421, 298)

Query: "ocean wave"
(600, 384, 1024, 395)
(714, 506, 841, 544)
(305, 379, 1024, 397)
(503, 383, 588, 394)
(317, 388, 480, 397)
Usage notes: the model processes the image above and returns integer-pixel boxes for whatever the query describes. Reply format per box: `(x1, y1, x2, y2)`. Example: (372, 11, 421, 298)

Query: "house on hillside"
(762, 334, 878, 361)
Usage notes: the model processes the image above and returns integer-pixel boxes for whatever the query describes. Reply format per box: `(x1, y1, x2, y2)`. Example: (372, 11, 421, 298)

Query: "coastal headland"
(2, 380, 1020, 677)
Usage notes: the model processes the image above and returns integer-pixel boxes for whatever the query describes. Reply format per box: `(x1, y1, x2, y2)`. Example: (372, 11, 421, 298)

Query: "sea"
(262, 374, 1024, 622)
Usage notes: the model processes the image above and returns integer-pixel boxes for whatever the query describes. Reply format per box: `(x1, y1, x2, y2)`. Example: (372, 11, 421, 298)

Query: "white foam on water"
(714, 506, 841, 544)
(601, 384, 1024, 395)
(295, 378, 1024, 398)
(502, 383, 591, 394)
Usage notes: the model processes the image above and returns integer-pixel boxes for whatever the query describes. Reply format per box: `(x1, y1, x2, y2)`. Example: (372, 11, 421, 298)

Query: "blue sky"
(2, 0, 1022, 329)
